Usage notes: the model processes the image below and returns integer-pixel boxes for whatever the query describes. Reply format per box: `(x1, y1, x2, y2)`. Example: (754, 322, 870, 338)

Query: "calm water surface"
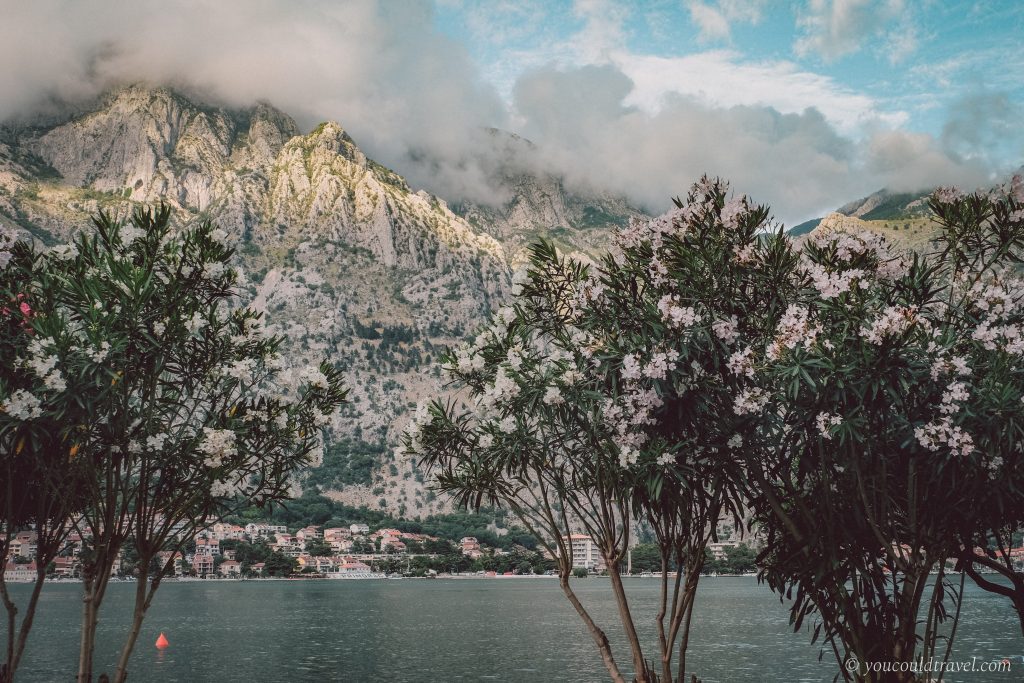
(5, 577, 1022, 682)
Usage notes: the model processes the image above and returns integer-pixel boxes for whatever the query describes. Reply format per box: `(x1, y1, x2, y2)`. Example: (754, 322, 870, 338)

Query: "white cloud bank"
(0, 0, 1012, 224)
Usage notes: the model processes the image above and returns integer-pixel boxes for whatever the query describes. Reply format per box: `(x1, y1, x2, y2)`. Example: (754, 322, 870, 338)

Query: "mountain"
(835, 188, 934, 221)
(447, 129, 644, 264)
(791, 185, 949, 248)
(787, 217, 822, 237)
(0, 85, 640, 518)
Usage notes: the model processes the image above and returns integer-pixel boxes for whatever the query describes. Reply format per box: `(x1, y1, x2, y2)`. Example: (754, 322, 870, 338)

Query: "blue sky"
(2, 0, 1022, 223)
(434, 0, 1023, 165)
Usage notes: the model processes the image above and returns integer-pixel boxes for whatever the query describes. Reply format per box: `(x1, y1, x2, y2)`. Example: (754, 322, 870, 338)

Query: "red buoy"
(155, 633, 169, 650)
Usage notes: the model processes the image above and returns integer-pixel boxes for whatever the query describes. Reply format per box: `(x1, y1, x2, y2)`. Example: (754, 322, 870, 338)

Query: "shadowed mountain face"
(0, 85, 640, 515)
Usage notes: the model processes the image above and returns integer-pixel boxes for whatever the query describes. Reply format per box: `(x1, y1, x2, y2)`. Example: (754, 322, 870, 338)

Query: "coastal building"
(211, 522, 246, 541)
(707, 541, 740, 561)
(297, 554, 337, 573)
(569, 534, 604, 572)
(250, 562, 266, 576)
(244, 523, 287, 538)
(155, 551, 185, 577)
(245, 523, 268, 537)
(381, 538, 407, 553)
(195, 537, 220, 556)
(377, 529, 406, 552)
(274, 534, 302, 557)
(296, 526, 322, 541)
(328, 537, 355, 554)
(460, 537, 482, 559)
(1007, 547, 1024, 571)
(3, 560, 37, 583)
(323, 527, 352, 542)
(53, 556, 81, 578)
(349, 523, 370, 534)
(192, 553, 214, 576)
(10, 531, 38, 559)
(66, 532, 84, 555)
(337, 559, 372, 574)
(313, 556, 337, 573)
(218, 560, 241, 577)
(151, 512, 191, 543)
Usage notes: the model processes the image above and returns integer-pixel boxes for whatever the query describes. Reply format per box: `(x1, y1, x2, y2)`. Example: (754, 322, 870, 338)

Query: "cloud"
(511, 63, 994, 224)
(0, 0, 1009, 225)
(686, 0, 766, 43)
(941, 91, 1024, 169)
(570, 0, 631, 62)
(865, 129, 990, 192)
(795, 0, 911, 62)
(616, 51, 904, 135)
(687, 3, 732, 42)
(0, 0, 509, 204)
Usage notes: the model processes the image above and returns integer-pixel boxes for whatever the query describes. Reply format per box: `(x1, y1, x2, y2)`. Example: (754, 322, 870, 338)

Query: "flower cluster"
(914, 418, 974, 457)
(603, 386, 664, 458)
(199, 428, 237, 468)
(806, 263, 866, 299)
(861, 305, 921, 345)
(657, 294, 700, 329)
(914, 379, 975, 456)
(767, 305, 819, 360)
(712, 316, 739, 344)
(733, 387, 769, 415)
(1, 388, 43, 421)
(815, 412, 842, 440)
(299, 365, 329, 389)
(727, 347, 755, 378)
(25, 338, 66, 392)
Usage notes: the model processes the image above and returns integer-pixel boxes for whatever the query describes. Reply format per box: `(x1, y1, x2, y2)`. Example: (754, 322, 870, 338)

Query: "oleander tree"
(743, 187, 1024, 681)
(9, 206, 347, 683)
(929, 187, 1024, 636)
(0, 228, 90, 683)
(406, 178, 798, 683)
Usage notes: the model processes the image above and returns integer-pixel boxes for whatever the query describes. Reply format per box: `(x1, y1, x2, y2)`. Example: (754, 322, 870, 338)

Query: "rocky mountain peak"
(0, 85, 636, 515)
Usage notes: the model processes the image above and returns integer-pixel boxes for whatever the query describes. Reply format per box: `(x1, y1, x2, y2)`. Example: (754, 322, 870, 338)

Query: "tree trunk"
(113, 569, 151, 683)
(607, 562, 649, 682)
(76, 587, 98, 683)
(77, 554, 115, 683)
(8, 567, 47, 676)
(1, 577, 16, 681)
(656, 556, 673, 683)
(559, 574, 627, 683)
(676, 570, 700, 683)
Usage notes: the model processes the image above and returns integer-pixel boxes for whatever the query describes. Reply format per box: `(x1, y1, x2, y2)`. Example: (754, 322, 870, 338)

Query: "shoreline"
(5, 572, 769, 585)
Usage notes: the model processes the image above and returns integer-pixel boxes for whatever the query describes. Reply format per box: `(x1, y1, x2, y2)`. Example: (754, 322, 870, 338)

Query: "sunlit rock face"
(0, 84, 640, 515)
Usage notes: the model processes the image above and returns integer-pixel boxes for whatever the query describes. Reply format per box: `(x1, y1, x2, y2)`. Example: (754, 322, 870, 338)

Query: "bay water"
(5, 576, 1022, 682)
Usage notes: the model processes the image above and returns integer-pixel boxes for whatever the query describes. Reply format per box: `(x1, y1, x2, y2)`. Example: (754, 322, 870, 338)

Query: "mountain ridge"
(0, 84, 641, 518)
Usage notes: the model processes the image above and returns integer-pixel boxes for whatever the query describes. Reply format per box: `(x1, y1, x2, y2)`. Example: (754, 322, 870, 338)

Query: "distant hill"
(837, 188, 934, 221)
(787, 217, 822, 236)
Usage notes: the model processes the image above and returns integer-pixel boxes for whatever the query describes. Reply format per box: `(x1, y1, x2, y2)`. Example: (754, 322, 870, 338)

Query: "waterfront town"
(1, 519, 762, 583)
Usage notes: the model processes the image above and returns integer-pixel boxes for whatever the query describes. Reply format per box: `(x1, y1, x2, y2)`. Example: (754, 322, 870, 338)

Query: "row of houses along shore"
(2, 521, 573, 582)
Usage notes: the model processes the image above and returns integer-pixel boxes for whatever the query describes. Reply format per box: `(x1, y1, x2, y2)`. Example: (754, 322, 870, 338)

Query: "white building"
(569, 534, 604, 572)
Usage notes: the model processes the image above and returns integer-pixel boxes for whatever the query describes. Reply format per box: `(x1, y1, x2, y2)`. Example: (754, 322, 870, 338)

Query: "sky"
(1, 0, 1022, 224)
